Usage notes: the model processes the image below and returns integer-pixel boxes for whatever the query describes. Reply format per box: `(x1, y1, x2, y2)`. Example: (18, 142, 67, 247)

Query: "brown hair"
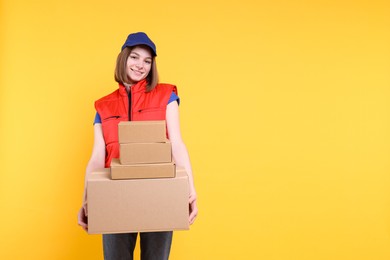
(114, 46, 159, 92)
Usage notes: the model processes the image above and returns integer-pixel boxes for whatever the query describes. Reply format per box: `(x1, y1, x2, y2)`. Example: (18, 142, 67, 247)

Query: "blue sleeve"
(94, 112, 102, 125)
(168, 92, 180, 105)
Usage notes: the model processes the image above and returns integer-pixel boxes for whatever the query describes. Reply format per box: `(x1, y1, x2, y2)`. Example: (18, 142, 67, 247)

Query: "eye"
(130, 55, 137, 60)
(145, 60, 152, 65)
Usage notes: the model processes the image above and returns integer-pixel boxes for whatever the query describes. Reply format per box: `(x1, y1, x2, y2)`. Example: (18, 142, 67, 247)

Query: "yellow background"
(1, 0, 389, 259)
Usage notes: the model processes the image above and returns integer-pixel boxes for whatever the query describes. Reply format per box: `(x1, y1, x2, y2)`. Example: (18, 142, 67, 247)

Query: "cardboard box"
(87, 167, 189, 234)
(110, 158, 176, 180)
(120, 142, 172, 165)
(118, 120, 166, 143)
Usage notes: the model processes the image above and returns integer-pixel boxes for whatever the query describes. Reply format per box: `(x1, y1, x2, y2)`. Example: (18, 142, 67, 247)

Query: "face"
(126, 46, 152, 84)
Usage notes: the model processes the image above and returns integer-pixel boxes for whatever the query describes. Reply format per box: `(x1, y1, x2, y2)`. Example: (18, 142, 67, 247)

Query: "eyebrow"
(130, 51, 152, 60)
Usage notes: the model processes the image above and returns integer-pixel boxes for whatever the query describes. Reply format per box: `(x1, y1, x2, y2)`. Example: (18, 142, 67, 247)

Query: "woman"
(78, 32, 198, 260)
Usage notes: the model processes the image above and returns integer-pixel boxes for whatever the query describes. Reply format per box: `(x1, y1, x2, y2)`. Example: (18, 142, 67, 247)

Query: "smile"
(131, 69, 143, 75)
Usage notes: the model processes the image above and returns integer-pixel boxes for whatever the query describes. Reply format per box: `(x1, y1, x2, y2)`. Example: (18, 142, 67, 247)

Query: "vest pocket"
(135, 107, 165, 120)
(137, 107, 164, 113)
(102, 115, 122, 121)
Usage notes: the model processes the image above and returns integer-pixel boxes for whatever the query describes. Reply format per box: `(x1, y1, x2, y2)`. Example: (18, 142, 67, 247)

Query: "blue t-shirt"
(94, 91, 179, 124)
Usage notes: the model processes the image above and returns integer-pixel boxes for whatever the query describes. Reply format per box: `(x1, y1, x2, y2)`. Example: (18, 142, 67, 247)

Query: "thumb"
(83, 203, 88, 216)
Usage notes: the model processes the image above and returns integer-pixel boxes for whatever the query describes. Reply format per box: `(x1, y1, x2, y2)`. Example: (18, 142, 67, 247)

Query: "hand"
(189, 192, 198, 225)
(77, 202, 88, 232)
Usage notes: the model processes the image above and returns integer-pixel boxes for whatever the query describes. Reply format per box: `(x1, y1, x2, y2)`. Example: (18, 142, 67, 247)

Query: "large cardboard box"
(118, 120, 166, 143)
(120, 142, 172, 165)
(110, 158, 176, 180)
(87, 167, 189, 234)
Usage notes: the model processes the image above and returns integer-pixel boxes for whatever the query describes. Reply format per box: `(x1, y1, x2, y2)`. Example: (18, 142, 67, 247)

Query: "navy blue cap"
(121, 32, 157, 56)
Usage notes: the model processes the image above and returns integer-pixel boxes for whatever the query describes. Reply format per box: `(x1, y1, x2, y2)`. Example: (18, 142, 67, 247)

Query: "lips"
(131, 68, 143, 76)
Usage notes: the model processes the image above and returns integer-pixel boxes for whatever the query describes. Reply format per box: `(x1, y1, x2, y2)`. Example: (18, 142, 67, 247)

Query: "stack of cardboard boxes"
(111, 121, 175, 180)
(87, 120, 189, 234)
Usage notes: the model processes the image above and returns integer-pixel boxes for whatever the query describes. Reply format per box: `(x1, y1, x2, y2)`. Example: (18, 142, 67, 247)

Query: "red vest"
(95, 79, 177, 167)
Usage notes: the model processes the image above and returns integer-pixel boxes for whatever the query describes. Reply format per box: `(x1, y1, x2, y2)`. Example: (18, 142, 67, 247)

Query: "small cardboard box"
(118, 120, 166, 144)
(110, 158, 176, 180)
(120, 142, 172, 165)
(87, 167, 189, 234)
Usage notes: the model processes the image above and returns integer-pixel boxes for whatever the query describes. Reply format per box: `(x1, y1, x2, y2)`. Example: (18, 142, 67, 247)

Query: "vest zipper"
(128, 88, 132, 121)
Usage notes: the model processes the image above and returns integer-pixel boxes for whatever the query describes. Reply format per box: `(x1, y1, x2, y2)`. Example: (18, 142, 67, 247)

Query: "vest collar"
(118, 79, 148, 96)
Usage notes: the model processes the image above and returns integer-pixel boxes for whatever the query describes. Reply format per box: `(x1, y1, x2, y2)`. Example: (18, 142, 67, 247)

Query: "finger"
(188, 206, 198, 225)
(78, 220, 88, 231)
(82, 225, 88, 232)
(78, 221, 87, 229)
(83, 204, 88, 216)
(189, 211, 197, 225)
(189, 195, 197, 204)
(189, 209, 197, 219)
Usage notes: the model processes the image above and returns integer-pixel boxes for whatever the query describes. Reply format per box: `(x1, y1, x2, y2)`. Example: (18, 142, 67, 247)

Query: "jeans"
(103, 232, 173, 260)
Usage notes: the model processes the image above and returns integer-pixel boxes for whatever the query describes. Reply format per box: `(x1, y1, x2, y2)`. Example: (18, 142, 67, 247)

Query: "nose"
(135, 61, 144, 69)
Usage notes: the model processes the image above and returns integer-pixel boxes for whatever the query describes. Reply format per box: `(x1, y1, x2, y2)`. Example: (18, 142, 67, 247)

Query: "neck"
(123, 82, 132, 92)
